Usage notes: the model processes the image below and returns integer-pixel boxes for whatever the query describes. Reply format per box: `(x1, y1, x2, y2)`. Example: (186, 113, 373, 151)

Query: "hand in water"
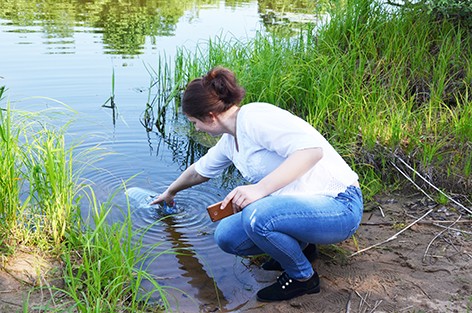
(150, 192, 174, 207)
(126, 187, 178, 215)
(148, 195, 177, 215)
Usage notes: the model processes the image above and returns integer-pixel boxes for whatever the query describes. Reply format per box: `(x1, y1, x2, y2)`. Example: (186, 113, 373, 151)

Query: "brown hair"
(182, 67, 246, 120)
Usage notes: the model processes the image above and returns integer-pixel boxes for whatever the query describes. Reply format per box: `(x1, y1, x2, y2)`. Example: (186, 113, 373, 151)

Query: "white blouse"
(194, 102, 358, 197)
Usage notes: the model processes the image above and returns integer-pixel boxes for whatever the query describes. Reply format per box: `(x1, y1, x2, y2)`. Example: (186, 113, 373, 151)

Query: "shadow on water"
(160, 216, 228, 309)
(127, 94, 251, 311)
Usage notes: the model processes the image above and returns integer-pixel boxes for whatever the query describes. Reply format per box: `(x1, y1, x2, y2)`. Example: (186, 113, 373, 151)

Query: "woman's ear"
(207, 112, 217, 123)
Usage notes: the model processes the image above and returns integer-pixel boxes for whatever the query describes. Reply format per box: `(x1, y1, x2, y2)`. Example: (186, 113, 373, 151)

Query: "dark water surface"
(0, 1, 319, 310)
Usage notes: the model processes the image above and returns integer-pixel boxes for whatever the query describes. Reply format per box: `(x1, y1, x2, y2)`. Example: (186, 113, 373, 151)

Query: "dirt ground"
(237, 191, 472, 313)
(0, 250, 66, 312)
(1, 190, 471, 313)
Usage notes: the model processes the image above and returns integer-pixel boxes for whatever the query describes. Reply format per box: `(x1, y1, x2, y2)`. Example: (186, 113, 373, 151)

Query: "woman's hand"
(221, 184, 268, 212)
(149, 163, 210, 207)
(150, 189, 175, 206)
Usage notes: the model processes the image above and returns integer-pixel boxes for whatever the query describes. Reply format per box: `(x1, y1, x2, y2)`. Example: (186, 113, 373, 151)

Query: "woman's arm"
(151, 163, 210, 205)
(222, 147, 323, 211)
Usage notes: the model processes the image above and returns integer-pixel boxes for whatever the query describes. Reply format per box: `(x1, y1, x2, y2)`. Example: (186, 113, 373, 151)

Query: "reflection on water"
(161, 216, 228, 309)
(0, 0, 324, 55)
(118, 182, 246, 311)
(0, 0, 257, 55)
(258, 0, 330, 35)
(0, 0, 326, 310)
(125, 187, 226, 306)
(147, 115, 210, 171)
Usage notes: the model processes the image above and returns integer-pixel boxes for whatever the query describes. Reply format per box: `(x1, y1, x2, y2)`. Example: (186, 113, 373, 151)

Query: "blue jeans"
(214, 186, 363, 280)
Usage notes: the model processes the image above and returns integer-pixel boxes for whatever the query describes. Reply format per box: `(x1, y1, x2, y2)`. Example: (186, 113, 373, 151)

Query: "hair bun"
(182, 66, 245, 119)
(203, 67, 236, 105)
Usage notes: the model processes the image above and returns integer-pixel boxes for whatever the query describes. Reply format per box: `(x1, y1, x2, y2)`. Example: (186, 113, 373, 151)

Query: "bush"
(425, 0, 472, 24)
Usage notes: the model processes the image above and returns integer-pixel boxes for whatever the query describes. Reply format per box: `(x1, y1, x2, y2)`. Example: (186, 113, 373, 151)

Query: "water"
(0, 1, 319, 311)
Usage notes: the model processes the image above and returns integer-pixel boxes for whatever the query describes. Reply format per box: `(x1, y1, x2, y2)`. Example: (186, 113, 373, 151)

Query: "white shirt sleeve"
(194, 134, 234, 178)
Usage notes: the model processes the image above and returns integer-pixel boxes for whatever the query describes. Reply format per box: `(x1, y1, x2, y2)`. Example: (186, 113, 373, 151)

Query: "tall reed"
(21, 128, 79, 249)
(0, 104, 23, 243)
(58, 186, 170, 312)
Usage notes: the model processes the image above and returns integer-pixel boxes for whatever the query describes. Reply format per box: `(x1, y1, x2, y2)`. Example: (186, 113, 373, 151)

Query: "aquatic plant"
(0, 100, 86, 253)
(0, 85, 5, 101)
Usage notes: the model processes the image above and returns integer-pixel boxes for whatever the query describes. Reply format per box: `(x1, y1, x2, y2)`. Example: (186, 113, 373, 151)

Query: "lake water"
(0, 1, 319, 311)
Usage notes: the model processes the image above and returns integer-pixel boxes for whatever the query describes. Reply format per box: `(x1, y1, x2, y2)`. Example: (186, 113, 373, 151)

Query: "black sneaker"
(256, 271, 320, 302)
(261, 244, 319, 271)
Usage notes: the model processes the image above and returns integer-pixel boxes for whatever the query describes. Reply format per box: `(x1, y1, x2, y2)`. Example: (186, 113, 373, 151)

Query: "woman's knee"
(240, 202, 271, 237)
(214, 221, 235, 253)
(214, 214, 252, 254)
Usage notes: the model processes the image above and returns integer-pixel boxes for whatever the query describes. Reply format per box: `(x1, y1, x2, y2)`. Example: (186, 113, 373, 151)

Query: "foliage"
(388, 0, 472, 24)
(0, 0, 339, 55)
(0, 103, 22, 239)
(425, 0, 472, 23)
(0, 103, 85, 252)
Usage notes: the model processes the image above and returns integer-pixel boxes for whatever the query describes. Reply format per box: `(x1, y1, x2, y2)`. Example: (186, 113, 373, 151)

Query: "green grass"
(57, 187, 170, 312)
(0, 102, 170, 312)
(0, 102, 83, 253)
(150, 0, 472, 200)
(0, 103, 23, 248)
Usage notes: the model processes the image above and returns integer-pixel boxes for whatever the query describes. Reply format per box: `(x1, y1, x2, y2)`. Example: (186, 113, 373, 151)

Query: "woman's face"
(186, 115, 222, 137)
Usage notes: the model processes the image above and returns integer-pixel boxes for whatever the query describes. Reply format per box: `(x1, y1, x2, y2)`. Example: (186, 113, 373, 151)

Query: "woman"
(151, 66, 363, 302)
